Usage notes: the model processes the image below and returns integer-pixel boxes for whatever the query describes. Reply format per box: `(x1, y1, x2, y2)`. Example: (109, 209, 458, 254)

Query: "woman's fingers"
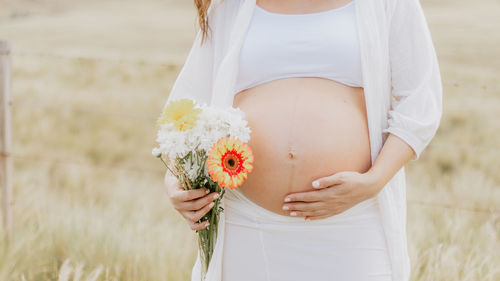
(191, 201, 216, 222)
(282, 201, 323, 212)
(170, 188, 210, 208)
(187, 219, 210, 231)
(182, 193, 218, 222)
(284, 189, 324, 202)
(182, 188, 211, 201)
(163, 173, 219, 231)
(181, 201, 215, 229)
(288, 209, 326, 217)
(185, 192, 219, 211)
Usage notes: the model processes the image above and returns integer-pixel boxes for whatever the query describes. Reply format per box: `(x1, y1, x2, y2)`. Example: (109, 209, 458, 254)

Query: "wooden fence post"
(0, 40, 13, 245)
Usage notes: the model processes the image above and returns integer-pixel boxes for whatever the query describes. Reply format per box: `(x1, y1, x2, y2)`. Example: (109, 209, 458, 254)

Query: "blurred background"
(0, 0, 498, 280)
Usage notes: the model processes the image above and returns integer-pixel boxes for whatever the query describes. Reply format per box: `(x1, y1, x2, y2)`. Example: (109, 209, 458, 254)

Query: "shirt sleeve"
(382, 0, 443, 161)
(162, 4, 218, 108)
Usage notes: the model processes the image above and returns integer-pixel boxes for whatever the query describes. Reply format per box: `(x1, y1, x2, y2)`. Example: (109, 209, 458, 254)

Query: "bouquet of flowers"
(152, 98, 254, 279)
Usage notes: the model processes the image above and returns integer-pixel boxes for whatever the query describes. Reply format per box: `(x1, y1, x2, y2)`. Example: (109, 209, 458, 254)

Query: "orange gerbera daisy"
(207, 136, 254, 189)
(156, 98, 201, 131)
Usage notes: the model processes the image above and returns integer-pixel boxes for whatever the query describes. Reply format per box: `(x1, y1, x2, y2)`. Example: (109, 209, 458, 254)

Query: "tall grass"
(0, 0, 499, 280)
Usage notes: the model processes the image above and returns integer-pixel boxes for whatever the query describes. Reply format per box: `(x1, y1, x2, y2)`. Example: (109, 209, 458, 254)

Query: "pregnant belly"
(232, 77, 372, 216)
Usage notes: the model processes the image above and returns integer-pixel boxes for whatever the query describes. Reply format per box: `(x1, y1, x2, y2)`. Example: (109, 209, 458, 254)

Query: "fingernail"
(282, 205, 289, 210)
(205, 222, 210, 228)
(312, 181, 320, 188)
(284, 197, 291, 202)
(290, 211, 297, 216)
(205, 189, 210, 194)
(209, 202, 215, 208)
(213, 193, 219, 200)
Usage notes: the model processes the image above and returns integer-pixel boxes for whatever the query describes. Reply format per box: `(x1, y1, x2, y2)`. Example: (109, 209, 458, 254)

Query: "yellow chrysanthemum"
(207, 136, 254, 190)
(156, 98, 201, 131)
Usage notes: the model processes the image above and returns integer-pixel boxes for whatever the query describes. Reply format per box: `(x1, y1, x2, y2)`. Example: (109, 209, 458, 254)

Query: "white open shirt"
(164, 0, 443, 280)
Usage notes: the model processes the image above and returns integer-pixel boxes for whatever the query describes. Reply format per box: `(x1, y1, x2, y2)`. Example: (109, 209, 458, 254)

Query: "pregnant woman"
(163, 0, 443, 280)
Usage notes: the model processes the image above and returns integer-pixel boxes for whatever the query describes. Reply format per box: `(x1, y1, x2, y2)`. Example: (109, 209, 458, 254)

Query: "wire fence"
(9, 150, 500, 215)
(12, 99, 158, 122)
(10, 151, 163, 175)
(10, 99, 500, 154)
(407, 199, 500, 215)
(9, 51, 497, 98)
(5, 50, 500, 216)
(10, 51, 499, 91)
(11, 51, 179, 69)
(426, 142, 500, 154)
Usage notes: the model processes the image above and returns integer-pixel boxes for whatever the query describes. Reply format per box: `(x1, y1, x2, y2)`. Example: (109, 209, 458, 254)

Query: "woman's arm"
(362, 0, 445, 195)
(161, 2, 219, 109)
(382, 0, 444, 161)
(162, 2, 221, 230)
(282, 0, 443, 219)
(363, 134, 415, 197)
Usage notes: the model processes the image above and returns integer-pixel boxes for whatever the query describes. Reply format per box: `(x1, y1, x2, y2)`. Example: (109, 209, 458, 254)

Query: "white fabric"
(222, 188, 392, 281)
(164, 0, 443, 280)
(234, 0, 363, 94)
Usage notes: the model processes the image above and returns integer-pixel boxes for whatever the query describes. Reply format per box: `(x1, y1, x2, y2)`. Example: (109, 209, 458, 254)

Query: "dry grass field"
(0, 0, 498, 280)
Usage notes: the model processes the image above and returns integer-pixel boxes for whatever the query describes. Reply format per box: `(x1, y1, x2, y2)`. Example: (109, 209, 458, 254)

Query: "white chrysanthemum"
(152, 102, 252, 179)
(153, 123, 193, 159)
(152, 147, 162, 157)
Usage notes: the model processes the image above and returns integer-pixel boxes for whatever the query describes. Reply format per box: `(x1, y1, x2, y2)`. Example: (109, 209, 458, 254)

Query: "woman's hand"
(281, 170, 384, 221)
(282, 134, 415, 220)
(164, 172, 220, 230)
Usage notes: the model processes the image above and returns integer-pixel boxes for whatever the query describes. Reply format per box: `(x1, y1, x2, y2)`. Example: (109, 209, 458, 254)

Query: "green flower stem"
(158, 154, 177, 177)
(159, 151, 227, 280)
(197, 187, 225, 279)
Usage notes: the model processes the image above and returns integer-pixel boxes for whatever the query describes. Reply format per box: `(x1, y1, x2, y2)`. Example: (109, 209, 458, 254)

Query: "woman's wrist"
(363, 168, 388, 198)
(362, 134, 415, 198)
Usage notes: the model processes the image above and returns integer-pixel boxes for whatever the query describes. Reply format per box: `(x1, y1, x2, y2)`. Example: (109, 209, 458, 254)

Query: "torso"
(231, 0, 371, 216)
(232, 78, 371, 216)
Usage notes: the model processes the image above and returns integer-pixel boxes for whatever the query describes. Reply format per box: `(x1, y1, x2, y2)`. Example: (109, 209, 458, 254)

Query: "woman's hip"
(221, 188, 392, 281)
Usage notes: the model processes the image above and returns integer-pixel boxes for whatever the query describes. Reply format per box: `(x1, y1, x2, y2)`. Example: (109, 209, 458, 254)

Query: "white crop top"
(234, 0, 363, 95)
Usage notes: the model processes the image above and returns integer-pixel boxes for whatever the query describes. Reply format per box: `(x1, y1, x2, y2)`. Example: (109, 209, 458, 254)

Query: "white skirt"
(220, 188, 393, 281)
